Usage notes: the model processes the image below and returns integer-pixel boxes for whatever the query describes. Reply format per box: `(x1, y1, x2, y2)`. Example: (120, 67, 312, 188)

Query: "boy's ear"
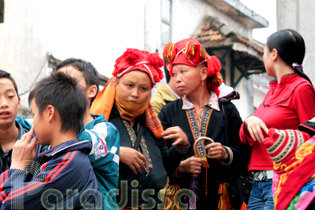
(87, 85, 98, 100)
(46, 105, 56, 122)
(17, 96, 21, 109)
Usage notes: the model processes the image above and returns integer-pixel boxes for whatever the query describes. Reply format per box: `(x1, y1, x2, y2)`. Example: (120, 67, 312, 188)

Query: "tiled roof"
(193, 16, 264, 58)
(234, 33, 264, 54)
(197, 28, 225, 42)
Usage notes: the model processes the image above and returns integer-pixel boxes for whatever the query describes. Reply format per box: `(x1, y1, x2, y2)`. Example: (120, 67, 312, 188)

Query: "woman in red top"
(239, 29, 315, 210)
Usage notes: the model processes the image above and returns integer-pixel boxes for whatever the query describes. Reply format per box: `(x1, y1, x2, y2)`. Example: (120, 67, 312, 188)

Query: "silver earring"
(202, 80, 204, 86)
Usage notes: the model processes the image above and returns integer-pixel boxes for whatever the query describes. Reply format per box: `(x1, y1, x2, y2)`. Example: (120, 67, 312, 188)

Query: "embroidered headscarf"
(90, 48, 165, 138)
(113, 48, 164, 85)
(163, 38, 223, 96)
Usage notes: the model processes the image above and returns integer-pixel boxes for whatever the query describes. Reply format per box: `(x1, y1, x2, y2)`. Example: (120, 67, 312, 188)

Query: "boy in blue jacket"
(57, 58, 120, 209)
(0, 70, 41, 174)
(0, 72, 101, 209)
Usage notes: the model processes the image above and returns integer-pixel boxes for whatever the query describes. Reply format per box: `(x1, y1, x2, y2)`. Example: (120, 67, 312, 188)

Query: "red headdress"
(112, 48, 164, 85)
(163, 38, 223, 95)
(91, 48, 165, 138)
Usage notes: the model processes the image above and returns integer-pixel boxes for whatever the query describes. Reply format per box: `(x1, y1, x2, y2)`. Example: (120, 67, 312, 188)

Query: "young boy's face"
(0, 78, 20, 128)
(30, 99, 48, 145)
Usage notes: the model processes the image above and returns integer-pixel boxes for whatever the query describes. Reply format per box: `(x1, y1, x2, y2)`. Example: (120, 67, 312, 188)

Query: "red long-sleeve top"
(239, 73, 315, 171)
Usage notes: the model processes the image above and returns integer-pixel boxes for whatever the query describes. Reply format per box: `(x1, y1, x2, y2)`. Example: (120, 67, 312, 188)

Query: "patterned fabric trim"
(186, 106, 213, 158)
(268, 130, 305, 162)
(123, 120, 153, 173)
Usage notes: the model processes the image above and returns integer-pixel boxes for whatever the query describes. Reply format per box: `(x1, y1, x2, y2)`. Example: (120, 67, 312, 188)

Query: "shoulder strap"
(220, 103, 229, 145)
(134, 123, 144, 151)
(219, 90, 239, 144)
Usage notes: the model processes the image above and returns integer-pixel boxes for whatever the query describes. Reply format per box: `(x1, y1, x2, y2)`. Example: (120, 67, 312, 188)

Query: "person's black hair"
(0, 69, 19, 96)
(56, 58, 99, 103)
(164, 59, 171, 83)
(266, 29, 312, 84)
(28, 72, 87, 134)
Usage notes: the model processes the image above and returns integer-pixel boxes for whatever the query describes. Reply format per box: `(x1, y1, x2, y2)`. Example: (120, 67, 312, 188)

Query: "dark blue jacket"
(0, 140, 101, 210)
(0, 116, 42, 173)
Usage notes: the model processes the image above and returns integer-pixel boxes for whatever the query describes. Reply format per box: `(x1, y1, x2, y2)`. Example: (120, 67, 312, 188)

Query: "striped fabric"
(264, 129, 315, 210)
(265, 129, 307, 163)
(0, 151, 77, 204)
(90, 77, 164, 139)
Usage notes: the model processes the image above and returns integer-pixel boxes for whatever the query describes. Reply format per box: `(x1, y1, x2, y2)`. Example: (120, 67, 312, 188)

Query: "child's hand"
(10, 127, 38, 170)
(120, 146, 146, 175)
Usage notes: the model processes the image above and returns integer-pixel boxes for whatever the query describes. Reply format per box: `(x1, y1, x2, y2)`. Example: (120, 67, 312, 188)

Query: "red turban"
(112, 48, 164, 85)
(162, 38, 223, 95)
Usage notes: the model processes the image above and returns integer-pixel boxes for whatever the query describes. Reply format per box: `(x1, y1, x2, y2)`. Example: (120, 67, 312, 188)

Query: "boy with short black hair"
(0, 69, 34, 173)
(57, 58, 120, 210)
(0, 72, 101, 209)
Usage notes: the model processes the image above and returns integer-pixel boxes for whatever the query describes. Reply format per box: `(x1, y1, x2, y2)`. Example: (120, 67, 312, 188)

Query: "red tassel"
(164, 184, 181, 210)
(217, 183, 232, 210)
(211, 55, 222, 73)
(199, 46, 208, 61)
(148, 53, 165, 82)
(148, 53, 164, 68)
(163, 42, 177, 63)
(207, 55, 221, 76)
(124, 48, 141, 65)
(184, 41, 195, 59)
(240, 202, 247, 210)
(206, 72, 223, 97)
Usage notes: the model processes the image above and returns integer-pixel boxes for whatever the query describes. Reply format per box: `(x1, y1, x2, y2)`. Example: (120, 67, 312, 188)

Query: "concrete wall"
(0, 0, 162, 113)
(277, 0, 315, 83)
(1, 0, 264, 118)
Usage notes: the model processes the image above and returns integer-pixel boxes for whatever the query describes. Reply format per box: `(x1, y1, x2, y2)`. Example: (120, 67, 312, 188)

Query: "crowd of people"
(0, 29, 314, 210)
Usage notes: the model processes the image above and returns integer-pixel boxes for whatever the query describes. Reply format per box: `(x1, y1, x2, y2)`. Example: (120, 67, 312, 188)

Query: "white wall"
(0, 0, 163, 111)
(277, 0, 315, 83)
(1, 0, 266, 117)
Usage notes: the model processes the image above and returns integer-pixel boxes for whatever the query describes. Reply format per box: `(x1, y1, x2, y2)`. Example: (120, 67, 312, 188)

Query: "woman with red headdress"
(90, 48, 189, 210)
(159, 38, 251, 210)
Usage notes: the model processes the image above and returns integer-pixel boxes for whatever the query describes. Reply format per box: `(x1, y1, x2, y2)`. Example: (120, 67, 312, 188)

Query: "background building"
(277, 0, 315, 84)
(0, 0, 271, 119)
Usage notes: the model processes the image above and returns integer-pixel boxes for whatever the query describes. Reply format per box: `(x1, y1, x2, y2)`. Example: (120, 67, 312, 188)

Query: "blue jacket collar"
(38, 140, 92, 158)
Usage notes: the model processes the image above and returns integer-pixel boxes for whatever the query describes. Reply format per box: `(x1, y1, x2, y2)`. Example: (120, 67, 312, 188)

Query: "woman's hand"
(11, 127, 37, 170)
(178, 156, 203, 174)
(120, 146, 146, 175)
(205, 142, 228, 160)
(244, 116, 269, 143)
(162, 126, 189, 153)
